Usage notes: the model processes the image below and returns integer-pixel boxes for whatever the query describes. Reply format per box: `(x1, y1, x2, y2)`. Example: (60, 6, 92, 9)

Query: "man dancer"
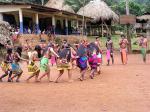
(139, 35, 148, 63)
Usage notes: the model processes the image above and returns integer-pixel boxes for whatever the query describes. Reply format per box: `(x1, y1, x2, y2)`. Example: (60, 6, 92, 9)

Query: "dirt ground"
(0, 54, 150, 112)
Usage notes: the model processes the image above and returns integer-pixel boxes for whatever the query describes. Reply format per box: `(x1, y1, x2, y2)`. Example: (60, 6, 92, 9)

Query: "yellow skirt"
(57, 62, 72, 71)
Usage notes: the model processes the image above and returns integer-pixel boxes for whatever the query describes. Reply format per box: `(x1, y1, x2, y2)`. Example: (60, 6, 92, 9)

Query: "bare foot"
(68, 80, 74, 83)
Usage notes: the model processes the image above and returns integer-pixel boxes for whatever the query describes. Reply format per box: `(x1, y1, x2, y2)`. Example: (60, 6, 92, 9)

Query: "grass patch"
(87, 35, 150, 50)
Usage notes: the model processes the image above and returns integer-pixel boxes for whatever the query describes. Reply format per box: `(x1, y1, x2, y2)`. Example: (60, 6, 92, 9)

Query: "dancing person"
(119, 35, 129, 65)
(39, 44, 59, 82)
(26, 46, 41, 82)
(88, 49, 98, 79)
(0, 61, 12, 82)
(11, 46, 27, 82)
(0, 48, 13, 82)
(26, 61, 40, 82)
(55, 44, 73, 83)
(76, 40, 88, 81)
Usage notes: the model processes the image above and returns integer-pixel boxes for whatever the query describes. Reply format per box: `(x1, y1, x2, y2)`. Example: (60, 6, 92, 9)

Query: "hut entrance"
(68, 20, 72, 35)
(56, 19, 63, 35)
(3, 14, 16, 26)
(39, 17, 52, 33)
(23, 17, 33, 33)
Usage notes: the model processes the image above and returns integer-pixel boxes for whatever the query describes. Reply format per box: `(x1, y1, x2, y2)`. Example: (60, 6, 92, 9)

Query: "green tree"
(64, 0, 91, 12)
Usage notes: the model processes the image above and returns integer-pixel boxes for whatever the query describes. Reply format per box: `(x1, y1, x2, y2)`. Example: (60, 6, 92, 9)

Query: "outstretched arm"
(49, 47, 59, 58)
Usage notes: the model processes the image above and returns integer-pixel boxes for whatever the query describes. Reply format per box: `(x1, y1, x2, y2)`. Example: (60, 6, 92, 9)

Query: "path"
(0, 54, 150, 112)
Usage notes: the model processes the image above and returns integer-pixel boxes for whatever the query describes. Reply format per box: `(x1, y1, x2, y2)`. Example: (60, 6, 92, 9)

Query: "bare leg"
(46, 70, 51, 82)
(39, 72, 48, 81)
(97, 65, 101, 75)
(111, 54, 114, 64)
(90, 69, 96, 79)
(35, 71, 40, 82)
(16, 72, 23, 82)
(55, 70, 64, 83)
(26, 70, 40, 82)
(120, 52, 123, 64)
(68, 69, 73, 82)
(79, 70, 86, 81)
(0, 71, 8, 82)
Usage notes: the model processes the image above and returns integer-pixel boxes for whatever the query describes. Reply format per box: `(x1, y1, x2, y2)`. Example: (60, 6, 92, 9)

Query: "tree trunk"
(126, 24, 132, 53)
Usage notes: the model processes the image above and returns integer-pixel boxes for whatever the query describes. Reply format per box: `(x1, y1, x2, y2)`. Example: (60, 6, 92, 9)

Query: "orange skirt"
(121, 49, 127, 65)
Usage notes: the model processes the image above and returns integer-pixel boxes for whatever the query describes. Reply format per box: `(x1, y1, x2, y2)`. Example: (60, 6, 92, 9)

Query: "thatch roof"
(77, 0, 119, 22)
(0, 20, 12, 45)
(45, 0, 75, 13)
(137, 15, 150, 21)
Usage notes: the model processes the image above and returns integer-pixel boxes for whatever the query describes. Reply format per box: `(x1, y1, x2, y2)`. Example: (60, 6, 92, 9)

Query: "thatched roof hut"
(45, 0, 75, 13)
(137, 15, 150, 21)
(77, 0, 119, 22)
(0, 20, 12, 45)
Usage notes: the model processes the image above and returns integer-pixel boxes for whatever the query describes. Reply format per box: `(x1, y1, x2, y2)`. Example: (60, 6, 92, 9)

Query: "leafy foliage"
(0, 0, 149, 15)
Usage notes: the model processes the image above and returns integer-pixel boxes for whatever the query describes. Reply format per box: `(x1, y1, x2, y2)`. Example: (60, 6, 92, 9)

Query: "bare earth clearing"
(0, 54, 150, 112)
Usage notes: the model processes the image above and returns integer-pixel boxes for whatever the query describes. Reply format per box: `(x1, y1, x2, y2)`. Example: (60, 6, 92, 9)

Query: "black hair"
(16, 46, 22, 57)
(96, 37, 99, 40)
(35, 45, 42, 58)
(7, 48, 12, 54)
(107, 36, 111, 40)
(121, 35, 125, 38)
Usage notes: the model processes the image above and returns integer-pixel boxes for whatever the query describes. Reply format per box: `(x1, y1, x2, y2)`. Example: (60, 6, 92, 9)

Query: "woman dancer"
(0, 48, 13, 82)
(119, 35, 128, 65)
(55, 44, 73, 83)
(39, 44, 59, 82)
(76, 40, 88, 81)
(11, 46, 27, 82)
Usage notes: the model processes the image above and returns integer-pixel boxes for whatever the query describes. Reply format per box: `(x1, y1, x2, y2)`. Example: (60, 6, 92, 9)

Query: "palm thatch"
(45, 0, 75, 13)
(137, 15, 150, 21)
(77, 0, 119, 22)
(0, 20, 12, 45)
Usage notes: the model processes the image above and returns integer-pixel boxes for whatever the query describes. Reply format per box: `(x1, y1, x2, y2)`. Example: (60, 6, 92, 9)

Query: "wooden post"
(102, 20, 104, 38)
(126, 0, 132, 53)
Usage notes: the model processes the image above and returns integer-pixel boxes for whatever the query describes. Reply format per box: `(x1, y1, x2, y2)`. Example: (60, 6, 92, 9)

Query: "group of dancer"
(0, 37, 102, 83)
(0, 34, 148, 83)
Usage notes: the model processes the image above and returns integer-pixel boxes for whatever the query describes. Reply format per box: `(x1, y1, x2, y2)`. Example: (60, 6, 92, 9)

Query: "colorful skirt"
(106, 50, 111, 61)
(97, 53, 102, 65)
(121, 49, 127, 64)
(28, 63, 40, 74)
(57, 59, 72, 71)
(141, 48, 146, 59)
(11, 63, 23, 74)
(77, 56, 88, 70)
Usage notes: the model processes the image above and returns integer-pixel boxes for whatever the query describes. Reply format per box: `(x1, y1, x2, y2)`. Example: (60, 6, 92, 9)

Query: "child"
(0, 61, 12, 82)
(106, 37, 114, 66)
(97, 50, 102, 74)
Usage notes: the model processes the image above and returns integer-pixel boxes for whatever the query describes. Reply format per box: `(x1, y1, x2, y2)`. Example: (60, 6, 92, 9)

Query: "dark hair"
(107, 36, 111, 40)
(35, 45, 42, 58)
(121, 35, 125, 38)
(7, 48, 12, 54)
(96, 37, 99, 40)
(140, 34, 146, 38)
(16, 46, 22, 57)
